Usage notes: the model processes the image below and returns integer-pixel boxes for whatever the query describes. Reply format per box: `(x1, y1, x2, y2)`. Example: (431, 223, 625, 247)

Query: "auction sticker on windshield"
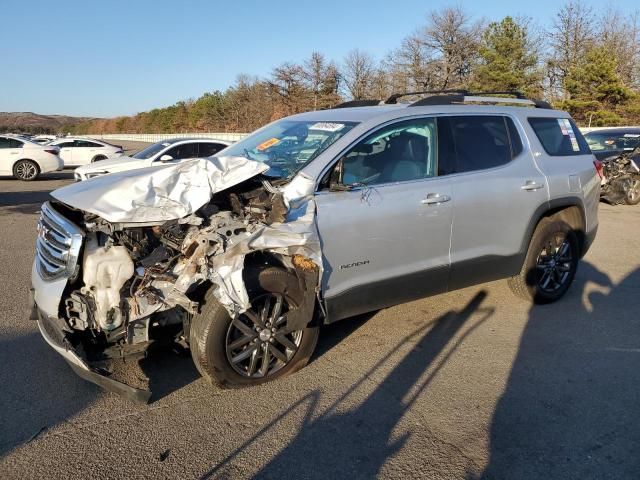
(311, 122, 345, 132)
(257, 137, 281, 151)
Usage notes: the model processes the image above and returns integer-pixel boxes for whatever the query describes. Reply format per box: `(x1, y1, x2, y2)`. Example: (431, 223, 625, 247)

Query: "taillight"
(593, 159, 604, 179)
(44, 149, 58, 155)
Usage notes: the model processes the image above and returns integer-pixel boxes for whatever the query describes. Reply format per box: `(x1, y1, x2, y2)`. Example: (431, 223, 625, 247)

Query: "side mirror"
(159, 154, 174, 162)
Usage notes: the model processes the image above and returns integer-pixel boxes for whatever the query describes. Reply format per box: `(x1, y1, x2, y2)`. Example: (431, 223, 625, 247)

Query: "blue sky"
(0, 0, 634, 117)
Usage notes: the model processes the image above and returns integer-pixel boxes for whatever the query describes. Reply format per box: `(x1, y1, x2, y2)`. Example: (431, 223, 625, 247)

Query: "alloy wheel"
(15, 161, 38, 180)
(535, 233, 574, 293)
(225, 293, 303, 378)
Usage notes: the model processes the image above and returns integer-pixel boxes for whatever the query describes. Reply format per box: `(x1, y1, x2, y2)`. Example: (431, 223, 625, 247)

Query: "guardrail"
(77, 132, 249, 143)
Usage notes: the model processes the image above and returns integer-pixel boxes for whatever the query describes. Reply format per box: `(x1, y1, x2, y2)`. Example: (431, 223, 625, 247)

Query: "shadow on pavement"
(478, 262, 640, 479)
(0, 333, 201, 459)
(0, 331, 98, 457)
(202, 291, 493, 479)
(0, 190, 54, 214)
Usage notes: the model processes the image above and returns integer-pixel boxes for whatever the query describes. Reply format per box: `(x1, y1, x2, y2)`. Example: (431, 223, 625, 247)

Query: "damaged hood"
(52, 156, 269, 223)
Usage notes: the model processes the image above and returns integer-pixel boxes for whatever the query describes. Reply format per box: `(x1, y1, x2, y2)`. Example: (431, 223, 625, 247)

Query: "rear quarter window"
(528, 117, 590, 156)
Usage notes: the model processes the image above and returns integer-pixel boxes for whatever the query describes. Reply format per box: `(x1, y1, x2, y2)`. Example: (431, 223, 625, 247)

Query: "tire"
(13, 159, 40, 181)
(190, 267, 319, 388)
(508, 219, 579, 304)
(91, 155, 107, 163)
(623, 176, 640, 205)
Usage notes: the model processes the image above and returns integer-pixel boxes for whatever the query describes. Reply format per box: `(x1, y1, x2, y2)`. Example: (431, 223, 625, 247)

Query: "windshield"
(585, 131, 640, 152)
(223, 119, 358, 178)
(132, 141, 172, 159)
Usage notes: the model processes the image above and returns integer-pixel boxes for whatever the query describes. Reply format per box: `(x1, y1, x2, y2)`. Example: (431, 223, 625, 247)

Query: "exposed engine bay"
(42, 158, 322, 392)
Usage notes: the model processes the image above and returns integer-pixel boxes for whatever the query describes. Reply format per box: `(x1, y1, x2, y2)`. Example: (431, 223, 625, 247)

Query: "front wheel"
(623, 176, 640, 205)
(13, 160, 40, 181)
(508, 219, 579, 304)
(189, 267, 319, 388)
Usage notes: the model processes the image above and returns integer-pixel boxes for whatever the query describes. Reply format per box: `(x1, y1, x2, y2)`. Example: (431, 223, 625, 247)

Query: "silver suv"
(30, 91, 600, 401)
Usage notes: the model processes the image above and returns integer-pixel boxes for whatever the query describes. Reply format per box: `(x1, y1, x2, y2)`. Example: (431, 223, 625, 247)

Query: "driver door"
(314, 117, 453, 322)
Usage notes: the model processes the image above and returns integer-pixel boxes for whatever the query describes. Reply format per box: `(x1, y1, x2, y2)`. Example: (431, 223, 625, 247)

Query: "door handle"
(521, 181, 544, 191)
(421, 193, 451, 205)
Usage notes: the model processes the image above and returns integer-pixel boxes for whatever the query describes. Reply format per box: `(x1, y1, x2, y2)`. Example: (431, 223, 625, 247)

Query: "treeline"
(71, 1, 640, 134)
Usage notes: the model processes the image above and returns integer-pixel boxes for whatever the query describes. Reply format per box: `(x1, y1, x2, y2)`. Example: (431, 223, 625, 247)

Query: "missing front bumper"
(36, 311, 151, 404)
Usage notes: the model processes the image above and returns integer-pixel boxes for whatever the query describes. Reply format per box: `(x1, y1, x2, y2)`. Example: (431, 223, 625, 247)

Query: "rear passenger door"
(198, 142, 227, 158)
(439, 115, 548, 290)
(72, 140, 98, 165)
(55, 141, 76, 165)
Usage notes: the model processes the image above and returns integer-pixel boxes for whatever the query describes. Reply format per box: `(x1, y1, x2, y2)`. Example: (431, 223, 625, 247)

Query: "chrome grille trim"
(35, 202, 84, 281)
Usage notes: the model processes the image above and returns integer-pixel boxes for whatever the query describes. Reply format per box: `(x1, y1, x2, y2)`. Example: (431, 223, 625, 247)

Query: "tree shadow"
(479, 262, 640, 479)
(201, 291, 494, 479)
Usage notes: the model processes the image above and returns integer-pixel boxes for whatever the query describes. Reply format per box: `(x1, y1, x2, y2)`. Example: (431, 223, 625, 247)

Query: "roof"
(287, 103, 571, 127)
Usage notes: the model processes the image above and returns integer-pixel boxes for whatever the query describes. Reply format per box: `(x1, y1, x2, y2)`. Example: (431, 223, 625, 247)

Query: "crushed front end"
(30, 158, 321, 402)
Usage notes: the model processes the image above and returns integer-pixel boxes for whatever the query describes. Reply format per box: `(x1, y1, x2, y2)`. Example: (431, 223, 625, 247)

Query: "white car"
(74, 138, 232, 181)
(48, 137, 124, 167)
(0, 135, 63, 180)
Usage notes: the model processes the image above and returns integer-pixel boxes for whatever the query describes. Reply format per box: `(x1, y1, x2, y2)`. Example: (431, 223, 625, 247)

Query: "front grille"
(36, 202, 84, 281)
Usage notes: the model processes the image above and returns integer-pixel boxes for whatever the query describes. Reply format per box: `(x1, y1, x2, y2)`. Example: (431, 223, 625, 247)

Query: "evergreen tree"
(560, 45, 634, 125)
(474, 16, 542, 96)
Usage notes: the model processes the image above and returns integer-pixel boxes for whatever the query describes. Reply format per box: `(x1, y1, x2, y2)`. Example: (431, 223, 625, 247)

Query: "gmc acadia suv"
(30, 91, 599, 401)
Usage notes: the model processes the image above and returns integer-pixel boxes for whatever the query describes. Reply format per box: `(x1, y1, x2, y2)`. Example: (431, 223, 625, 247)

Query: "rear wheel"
(91, 155, 107, 163)
(508, 219, 579, 304)
(189, 267, 319, 388)
(13, 160, 40, 181)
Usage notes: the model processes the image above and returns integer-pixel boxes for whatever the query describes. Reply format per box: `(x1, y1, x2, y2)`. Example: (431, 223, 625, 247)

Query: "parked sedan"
(584, 127, 640, 160)
(0, 135, 63, 180)
(74, 138, 232, 180)
(48, 137, 124, 167)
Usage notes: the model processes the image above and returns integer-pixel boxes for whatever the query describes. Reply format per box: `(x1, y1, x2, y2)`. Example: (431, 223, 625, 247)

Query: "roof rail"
(333, 99, 382, 108)
(385, 90, 470, 104)
(406, 90, 553, 109)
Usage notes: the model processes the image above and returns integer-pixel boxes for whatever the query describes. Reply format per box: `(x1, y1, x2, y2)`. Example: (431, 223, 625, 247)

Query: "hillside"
(0, 112, 98, 134)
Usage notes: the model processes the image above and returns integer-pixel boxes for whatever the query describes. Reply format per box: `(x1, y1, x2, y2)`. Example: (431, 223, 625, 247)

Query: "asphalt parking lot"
(1, 153, 639, 479)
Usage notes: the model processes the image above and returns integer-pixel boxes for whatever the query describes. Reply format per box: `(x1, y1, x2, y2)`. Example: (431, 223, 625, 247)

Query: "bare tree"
(422, 6, 483, 89)
(547, 1, 596, 98)
(303, 52, 341, 109)
(598, 7, 640, 88)
(341, 49, 376, 100)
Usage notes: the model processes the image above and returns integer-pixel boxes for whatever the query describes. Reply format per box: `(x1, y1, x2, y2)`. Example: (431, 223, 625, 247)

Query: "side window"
(198, 142, 226, 157)
(75, 140, 102, 148)
(0, 137, 11, 149)
(161, 143, 199, 161)
(331, 118, 438, 187)
(7, 138, 24, 148)
(440, 116, 513, 174)
(57, 141, 75, 148)
(528, 117, 590, 156)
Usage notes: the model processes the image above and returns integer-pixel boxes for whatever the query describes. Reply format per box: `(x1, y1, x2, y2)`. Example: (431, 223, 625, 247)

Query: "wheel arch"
(521, 197, 588, 261)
